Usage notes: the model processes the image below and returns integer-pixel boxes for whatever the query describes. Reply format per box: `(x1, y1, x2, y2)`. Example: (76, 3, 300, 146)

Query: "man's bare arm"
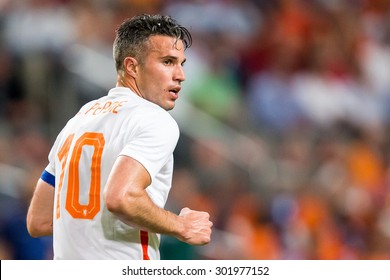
(104, 155, 212, 245)
(26, 179, 54, 237)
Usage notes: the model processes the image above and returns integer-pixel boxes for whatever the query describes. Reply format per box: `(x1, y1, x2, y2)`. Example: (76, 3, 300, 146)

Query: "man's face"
(135, 35, 187, 111)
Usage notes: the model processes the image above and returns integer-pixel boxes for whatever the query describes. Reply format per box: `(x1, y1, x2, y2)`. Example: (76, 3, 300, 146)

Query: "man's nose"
(174, 65, 185, 82)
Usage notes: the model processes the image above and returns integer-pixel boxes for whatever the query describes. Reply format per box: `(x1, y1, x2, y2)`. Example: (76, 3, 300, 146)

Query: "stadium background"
(1, 0, 390, 260)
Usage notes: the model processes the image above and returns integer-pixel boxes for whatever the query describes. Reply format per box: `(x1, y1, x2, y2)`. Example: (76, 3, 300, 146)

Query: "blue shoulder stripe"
(41, 170, 55, 187)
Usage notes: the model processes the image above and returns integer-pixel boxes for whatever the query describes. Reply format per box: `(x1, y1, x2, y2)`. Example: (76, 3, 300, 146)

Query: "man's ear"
(123, 57, 139, 78)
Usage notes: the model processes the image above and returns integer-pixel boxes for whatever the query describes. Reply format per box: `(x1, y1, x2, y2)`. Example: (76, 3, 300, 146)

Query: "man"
(26, 14, 212, 260)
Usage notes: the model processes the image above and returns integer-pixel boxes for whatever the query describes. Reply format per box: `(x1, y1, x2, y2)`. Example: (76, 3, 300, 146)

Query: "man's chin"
(162, 101, 175, 111)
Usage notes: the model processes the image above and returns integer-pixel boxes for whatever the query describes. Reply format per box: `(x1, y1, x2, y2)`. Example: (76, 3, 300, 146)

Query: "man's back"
(49, 87, 179, 259)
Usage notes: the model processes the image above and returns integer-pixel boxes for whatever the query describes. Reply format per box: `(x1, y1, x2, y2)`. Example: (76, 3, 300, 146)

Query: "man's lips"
(168, 86, 181, 99)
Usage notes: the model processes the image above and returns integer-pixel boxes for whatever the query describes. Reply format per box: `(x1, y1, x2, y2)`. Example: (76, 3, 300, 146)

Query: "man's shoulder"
(131, 99, 177, 123)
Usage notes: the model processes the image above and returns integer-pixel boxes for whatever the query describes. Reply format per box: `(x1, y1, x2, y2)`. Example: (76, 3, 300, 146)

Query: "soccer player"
(26, 14, 213, 260)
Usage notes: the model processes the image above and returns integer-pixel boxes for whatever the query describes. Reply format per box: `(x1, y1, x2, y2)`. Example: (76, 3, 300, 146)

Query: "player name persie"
(84, 100, 128, 115)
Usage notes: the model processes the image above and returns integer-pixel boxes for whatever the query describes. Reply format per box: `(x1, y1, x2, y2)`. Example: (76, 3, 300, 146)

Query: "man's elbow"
(26, 216, 52, 238)
(104, 190, 138, 221)
(27, 226, 43, 238)
(104, 190, 124, 215)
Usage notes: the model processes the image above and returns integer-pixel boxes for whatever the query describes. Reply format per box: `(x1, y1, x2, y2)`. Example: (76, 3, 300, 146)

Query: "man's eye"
(163, 60, 172, 65)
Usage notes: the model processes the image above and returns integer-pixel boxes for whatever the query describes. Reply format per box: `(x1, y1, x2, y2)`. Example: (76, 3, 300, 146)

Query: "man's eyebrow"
(161, 55, 178, 60)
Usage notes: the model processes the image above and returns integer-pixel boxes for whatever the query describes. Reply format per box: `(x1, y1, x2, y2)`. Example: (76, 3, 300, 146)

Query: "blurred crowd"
(1, 0, 390, 260)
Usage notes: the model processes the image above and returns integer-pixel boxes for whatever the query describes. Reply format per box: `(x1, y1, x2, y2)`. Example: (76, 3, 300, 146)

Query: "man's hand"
(177, 207, 213, 245)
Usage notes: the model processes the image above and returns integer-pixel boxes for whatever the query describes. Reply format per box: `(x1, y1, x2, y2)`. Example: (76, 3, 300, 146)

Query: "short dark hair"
(113, 14, 192, 72)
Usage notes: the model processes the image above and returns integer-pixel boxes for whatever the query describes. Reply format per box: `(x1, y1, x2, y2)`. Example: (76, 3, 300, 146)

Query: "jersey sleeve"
(41, 168, 55, 187)
(119, 109, 179, 181)
(40, 145, 57, 187)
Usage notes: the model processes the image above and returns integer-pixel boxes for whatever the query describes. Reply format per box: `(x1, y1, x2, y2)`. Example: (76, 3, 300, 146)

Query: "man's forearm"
(109, 188, 185, 238)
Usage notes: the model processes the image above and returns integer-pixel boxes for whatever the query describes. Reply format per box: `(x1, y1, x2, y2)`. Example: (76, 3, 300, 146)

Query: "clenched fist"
(177, 207, 213, 245)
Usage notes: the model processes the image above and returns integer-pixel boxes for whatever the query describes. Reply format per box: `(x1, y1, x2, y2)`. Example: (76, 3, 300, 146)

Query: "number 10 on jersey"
(56, 132, 105, 220)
